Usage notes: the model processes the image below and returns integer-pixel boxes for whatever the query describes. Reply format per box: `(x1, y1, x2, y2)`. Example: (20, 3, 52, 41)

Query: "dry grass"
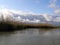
(0, 20, 58, 32)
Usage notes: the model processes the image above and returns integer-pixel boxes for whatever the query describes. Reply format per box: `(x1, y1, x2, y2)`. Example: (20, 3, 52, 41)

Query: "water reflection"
(0, 28, 60, 45)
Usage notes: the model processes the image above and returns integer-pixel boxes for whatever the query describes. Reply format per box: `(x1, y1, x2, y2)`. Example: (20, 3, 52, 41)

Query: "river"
(0, 28, 60, 45)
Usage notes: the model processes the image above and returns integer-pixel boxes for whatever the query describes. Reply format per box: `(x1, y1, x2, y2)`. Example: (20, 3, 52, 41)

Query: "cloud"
(14, 17, 40, 23)
(0, 8, 60, 23)
(54, 9, 60, 14)
(49, 0, 60, 14)
(49, 0, 57, 8)
(0, 8, 39, 16)
(22, 19, 40, 23)
(0, 8, 41, 23)
(42, 14, 53, 21)
(0, 9, 13, 20)
(15, 16, 22, 21)
(53, 17, 60, 22)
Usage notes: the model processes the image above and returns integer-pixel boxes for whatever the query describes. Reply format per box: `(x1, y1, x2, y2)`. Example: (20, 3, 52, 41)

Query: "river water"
(0, 28, 60, 45)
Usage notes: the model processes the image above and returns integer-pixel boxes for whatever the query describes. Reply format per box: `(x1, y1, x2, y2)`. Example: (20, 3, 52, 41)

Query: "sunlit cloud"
(0, 4, 39, 16)
(0, 8, 38, 16)
(42, 14, 53, 21)
(0, 8, 60, 23)
(0, 8, 41, 23)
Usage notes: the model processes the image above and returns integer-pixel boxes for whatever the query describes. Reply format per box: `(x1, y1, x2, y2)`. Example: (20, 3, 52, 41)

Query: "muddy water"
(0, 28, 60, 45)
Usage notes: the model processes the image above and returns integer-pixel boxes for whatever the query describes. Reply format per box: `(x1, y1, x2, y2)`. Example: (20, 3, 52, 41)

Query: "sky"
(0, 0, 60, 15)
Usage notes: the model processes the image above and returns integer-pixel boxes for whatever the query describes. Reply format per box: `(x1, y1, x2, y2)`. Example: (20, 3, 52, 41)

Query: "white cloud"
(49, 0, 60, 14)
(0, 8, 38, 16)
(54, 9, 60, 14)
(53, 17, 60, 22)
(42, 14, 52, 21)
(21, 19, 40, 23)
(15, 16, 22, 21)
(0, 8, 60, 23)
(0, 8, 41, 23)
(49, 4, 55, 8)
(49, 0, 57, 8)
(0, 9, 13, 21)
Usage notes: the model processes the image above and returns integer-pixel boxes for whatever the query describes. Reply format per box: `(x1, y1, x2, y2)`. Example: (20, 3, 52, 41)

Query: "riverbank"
(0, 21, 59, 32)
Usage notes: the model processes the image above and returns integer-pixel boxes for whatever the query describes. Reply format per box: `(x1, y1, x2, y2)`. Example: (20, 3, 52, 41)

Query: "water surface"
(0, 28, 60, 45)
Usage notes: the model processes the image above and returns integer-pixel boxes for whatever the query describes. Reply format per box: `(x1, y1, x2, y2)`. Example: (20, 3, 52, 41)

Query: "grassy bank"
(0, 21, 59, 32)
